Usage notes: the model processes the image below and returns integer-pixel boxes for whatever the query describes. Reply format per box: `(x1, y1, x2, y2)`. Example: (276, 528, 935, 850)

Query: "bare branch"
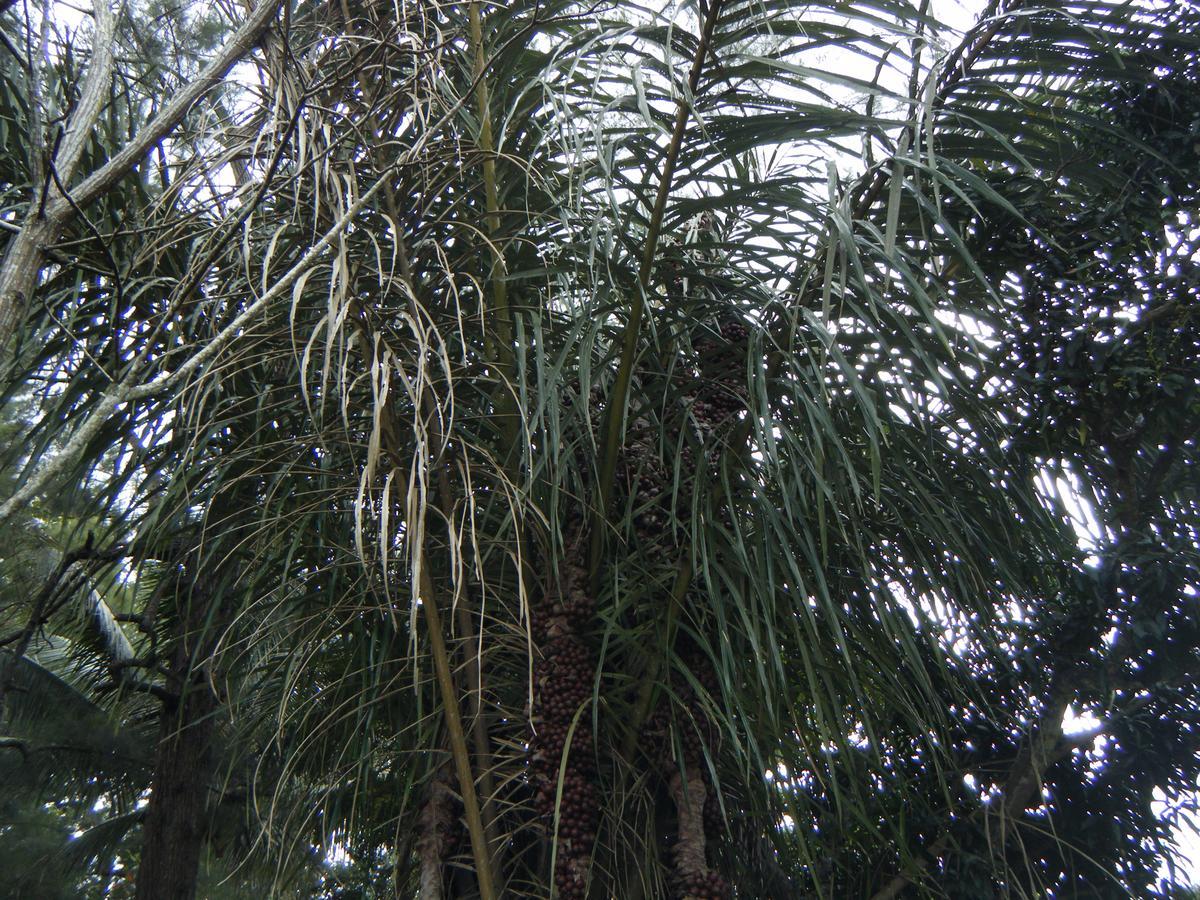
(64, 0, 280, 212)
(53, 0, 117, 185)
(0, 0, 281, 359)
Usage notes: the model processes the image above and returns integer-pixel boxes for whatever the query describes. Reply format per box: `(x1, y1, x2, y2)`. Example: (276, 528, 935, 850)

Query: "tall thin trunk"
(417, 766, 457, 899)
(135, 668, 219, 900)
(135, 555, 230, 900)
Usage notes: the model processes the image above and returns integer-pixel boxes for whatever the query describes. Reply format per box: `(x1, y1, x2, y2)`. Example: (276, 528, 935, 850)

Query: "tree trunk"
(135, 674, 219, 900)
(135, 568, 226, 900)
(0, 214, 58, 356)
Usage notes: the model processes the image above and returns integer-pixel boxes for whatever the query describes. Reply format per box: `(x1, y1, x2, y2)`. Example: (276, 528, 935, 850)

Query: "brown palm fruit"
(528, 539, 602, 899)
(674, 869, 732, 900)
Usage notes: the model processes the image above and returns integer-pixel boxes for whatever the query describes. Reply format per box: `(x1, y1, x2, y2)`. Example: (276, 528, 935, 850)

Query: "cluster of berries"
(615, 426, 670, 539)
(674, 868, 732, 900)
(689, 319, 752, 433)
(529, 558, 599, 900)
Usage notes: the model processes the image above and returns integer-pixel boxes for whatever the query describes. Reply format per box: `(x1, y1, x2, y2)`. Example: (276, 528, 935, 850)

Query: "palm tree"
(2, 0, 1198, 897)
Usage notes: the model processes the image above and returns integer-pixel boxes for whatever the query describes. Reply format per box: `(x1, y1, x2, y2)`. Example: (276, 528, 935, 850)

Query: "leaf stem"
(589, 0, 725, 582)
(468, 1, 521, 454)
(419, 565, 499, 900)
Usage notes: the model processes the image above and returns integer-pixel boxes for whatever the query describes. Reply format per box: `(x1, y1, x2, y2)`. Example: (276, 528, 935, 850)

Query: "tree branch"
(0, 0, 281, 359)
(53, 0, 117, 186)
(63, 0, 280, 213)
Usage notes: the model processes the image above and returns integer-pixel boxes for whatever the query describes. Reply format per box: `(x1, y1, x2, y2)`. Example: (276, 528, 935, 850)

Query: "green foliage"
(1, 0, 1199, 898)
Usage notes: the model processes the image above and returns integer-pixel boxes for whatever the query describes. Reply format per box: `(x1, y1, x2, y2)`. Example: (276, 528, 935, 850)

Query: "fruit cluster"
(616, 426, 671, 538)
(690, 319, 751, 433)
(532, 636, 594, 754)
(550, 769, 600, 900)
(674, 868, 732, 900)
(529, 558, 599, 900)
(644, 651, 721, 762)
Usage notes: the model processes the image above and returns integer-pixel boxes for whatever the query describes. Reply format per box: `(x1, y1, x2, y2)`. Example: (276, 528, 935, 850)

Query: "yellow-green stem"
(469, 2, 510, 335)
(386, 193, 507, 879)
(468, 1, 519, 451)
(420, 566, 498, 900)
(360, 185, 501, 895)
(589, 1, 724, 583)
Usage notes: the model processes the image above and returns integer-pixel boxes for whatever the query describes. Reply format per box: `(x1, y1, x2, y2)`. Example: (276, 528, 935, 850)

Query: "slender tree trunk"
(417, 766, 457, 899)
(0, 214, 59, 353)
(135, 669, 219, 900)
(136, 560, 229, 900)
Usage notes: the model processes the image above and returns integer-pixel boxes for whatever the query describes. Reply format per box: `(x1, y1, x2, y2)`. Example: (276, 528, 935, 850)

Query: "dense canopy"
(1, 0, 1198, 897)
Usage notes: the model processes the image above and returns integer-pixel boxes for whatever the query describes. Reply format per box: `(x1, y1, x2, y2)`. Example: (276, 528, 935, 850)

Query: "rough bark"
(417, 767, 457, 900)
(0, 0, 115, 355)
(135, 670, 219, 900)
(669, 762, 709, 881)
(135, 555, 229, 900)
